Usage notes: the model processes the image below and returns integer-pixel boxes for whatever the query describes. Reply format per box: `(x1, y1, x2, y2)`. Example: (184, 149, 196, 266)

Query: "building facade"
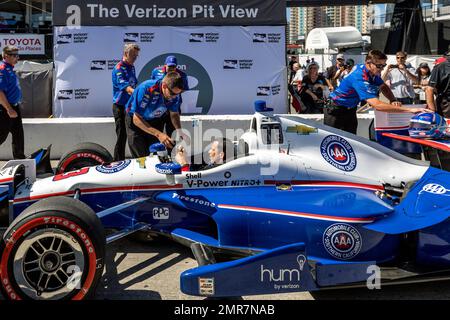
(288, 4, 370, 43)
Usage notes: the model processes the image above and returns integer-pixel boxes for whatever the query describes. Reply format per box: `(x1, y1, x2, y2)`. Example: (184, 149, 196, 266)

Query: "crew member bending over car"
(125, 72, 185, 158)
(175, 138, 235, 171)
(325, 50, 426, 134)
(151, 55, 189, 140)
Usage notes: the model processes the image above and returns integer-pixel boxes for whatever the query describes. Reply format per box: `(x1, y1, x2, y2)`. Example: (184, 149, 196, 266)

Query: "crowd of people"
(0, 16, 30, 33)
(288, 49, 450, 134)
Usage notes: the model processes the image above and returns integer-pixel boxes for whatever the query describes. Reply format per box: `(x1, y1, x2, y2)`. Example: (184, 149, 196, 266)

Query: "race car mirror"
(155, 162, 182, 186)
(150, 143, 170, 162)
(155, 162, 182, 175)
(150, 143, 167, 154)
(261, 123, 284, 145)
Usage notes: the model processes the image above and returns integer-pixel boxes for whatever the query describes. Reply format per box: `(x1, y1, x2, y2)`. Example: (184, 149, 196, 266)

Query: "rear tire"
(56, 142, 113, 174)
(0, 197, 105, 300)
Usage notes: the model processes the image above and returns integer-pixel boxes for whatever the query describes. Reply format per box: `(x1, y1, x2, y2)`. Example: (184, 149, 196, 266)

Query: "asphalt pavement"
(95, 237, 450, 300)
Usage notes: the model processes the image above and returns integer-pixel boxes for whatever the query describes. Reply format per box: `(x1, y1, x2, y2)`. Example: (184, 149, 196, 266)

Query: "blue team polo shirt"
(330, 64, 384, 109)
(0, 61, 22, 105)
(112, 60, 137, 106)
(126, 79, 181, 121)
(151, 65, 189, 91)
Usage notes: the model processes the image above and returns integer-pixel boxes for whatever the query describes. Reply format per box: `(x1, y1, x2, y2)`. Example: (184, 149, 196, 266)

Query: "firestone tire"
(56, 142, 113, 174)
(0, 197, 105, 300)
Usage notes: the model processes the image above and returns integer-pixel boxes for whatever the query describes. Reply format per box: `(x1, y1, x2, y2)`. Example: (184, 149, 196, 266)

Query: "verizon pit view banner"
(53, 26, 287, 117)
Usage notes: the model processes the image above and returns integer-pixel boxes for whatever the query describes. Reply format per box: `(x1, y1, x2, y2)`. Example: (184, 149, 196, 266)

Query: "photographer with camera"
(325, 53, 345, 90)
(300, 61, 330, 114)
(382, 51, 418, 104)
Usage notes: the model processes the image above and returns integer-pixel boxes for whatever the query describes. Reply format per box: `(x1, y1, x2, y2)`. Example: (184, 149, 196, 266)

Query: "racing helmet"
(408, 112, 447, 139)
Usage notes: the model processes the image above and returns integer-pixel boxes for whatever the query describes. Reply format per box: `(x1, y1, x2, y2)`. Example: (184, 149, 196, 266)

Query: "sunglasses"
(396, 56, 406, 59)
(164, 85, 180, 99)
(370, 62, 387, 69)
(7, 53, 19, 58)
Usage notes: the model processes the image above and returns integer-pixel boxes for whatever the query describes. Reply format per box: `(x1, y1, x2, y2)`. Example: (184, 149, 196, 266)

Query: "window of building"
(0, 1, 26, 33)
(0, 0, 52, 34)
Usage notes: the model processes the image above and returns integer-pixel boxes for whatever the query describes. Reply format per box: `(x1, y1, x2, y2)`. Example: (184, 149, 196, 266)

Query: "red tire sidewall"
(57, 152, 106, 174)
(0, 215, 98, 300)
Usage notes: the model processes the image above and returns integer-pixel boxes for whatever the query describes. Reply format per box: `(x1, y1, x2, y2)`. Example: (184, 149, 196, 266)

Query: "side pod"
(365, 167, 450, 235)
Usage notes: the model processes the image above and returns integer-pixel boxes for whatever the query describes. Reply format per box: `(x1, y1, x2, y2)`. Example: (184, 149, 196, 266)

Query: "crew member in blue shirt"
(125, 72, 185, 158)
(0, 45, 25, 159)
(325, 50, 426, 134)
(151, 55, 189, 140)
(112, 43, 140, 161)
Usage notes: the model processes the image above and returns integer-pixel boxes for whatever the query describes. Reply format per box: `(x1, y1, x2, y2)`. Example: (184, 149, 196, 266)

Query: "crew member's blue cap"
(165, 55, 177, 66)
(254, 100, 273, 112)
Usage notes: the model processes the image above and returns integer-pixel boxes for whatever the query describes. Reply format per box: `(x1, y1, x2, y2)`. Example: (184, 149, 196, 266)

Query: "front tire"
(0, 197, 105, 300)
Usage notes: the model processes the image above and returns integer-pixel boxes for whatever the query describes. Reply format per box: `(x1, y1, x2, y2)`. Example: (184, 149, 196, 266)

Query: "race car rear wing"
(0, 159, 36, 187)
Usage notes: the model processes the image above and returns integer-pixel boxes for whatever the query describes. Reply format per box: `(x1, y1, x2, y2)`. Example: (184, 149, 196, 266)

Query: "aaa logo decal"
(96, 160, 131, 174)
(323, 224, 362, 260)
(320, 135, 357, 172)
(420, 183, 450, 196)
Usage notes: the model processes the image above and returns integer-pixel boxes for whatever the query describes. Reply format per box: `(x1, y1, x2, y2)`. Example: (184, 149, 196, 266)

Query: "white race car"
(0, 108, 449, 300)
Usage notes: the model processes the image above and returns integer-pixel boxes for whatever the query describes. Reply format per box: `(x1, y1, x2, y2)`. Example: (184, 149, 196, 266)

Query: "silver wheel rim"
(12, 228, 85, 300)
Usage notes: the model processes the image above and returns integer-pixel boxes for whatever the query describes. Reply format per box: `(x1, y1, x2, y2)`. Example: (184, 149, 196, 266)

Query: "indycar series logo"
(223, 59, 253, 70)
(57, 89, 90, 100)
(90, 60, 121, 71)
(257, 85, 281, 96)
(323, 224, 362, 260)
(96, 160, 131, 174)
(252, 33, 282, 43)
(123, 32, 155, 43)
(56, 33, 88, 44)
(90, 60, 106, 70)
(189, 33, 219, 43)
(320, 135, 357, 172)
